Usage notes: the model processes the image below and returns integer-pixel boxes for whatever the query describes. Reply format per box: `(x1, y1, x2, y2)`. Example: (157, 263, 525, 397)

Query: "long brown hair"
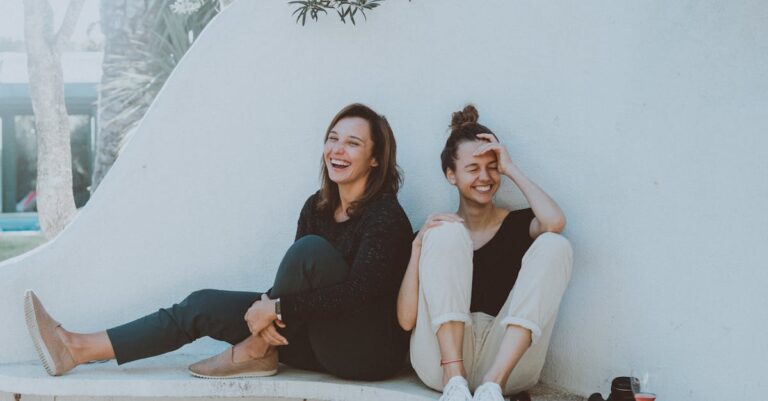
(317, 103, 402, 218)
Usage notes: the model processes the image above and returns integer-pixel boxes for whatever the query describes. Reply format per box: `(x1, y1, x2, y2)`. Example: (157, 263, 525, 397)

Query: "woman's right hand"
(244, 294, 278, 334)
(399, 212, 463, 332)
(412, 213, 464, 248)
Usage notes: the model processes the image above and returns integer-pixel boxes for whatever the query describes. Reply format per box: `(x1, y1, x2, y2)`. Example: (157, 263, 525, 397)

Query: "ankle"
(238, 336, 270, 360)
(481, 372, 506, 387)
(442, 364, 466, 385)
(246, 345, 271, 359)
(57, 329, 83, 364)
(232, 341, 260, 363)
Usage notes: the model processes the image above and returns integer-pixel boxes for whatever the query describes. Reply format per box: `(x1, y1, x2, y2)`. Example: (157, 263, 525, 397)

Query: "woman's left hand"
(244, 294, 278, 334)
(259, 320, 288, 346)
(473, 133, 516, 176)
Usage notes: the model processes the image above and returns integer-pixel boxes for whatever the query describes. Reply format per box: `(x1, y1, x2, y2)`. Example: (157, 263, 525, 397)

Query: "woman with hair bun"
(397, 105, 573, 401)
(25, 103, 412, 381)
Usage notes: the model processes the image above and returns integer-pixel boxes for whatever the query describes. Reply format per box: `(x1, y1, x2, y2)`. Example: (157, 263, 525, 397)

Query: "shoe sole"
(24, 290, 57, 376)
(187, 368, 278, 379)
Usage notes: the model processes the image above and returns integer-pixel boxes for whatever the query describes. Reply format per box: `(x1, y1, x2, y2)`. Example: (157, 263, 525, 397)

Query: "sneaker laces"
(472, 382, 505, 401)
(440, 376, 472, 401)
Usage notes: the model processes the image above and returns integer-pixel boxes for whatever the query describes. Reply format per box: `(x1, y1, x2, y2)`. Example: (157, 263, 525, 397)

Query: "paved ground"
(531, 385, 587, 401)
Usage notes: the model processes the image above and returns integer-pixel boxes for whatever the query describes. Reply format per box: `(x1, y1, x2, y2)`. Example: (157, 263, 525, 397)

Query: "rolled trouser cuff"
(499, 316, 542, 345)
(431, 312, 472, 334)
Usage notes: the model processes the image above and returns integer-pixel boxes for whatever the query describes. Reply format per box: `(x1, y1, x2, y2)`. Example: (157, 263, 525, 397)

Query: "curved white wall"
(0, 1, 766, 401)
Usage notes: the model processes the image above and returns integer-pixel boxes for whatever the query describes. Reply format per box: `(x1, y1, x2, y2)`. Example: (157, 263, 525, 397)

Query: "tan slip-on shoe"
(23, 290, 77, 376)
(188, 346, 278, 379)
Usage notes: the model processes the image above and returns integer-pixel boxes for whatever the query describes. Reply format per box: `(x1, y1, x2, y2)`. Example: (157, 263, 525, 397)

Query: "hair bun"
(450, 104, 479, 131)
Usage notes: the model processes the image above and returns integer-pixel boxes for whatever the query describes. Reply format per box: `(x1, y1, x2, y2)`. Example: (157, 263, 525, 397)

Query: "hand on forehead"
(457, 140, 498, 163)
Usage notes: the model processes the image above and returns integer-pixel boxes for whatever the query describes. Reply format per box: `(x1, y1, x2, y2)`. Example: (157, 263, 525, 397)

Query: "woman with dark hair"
(397, 105, 573, 401)
(25, 103, 413, 381)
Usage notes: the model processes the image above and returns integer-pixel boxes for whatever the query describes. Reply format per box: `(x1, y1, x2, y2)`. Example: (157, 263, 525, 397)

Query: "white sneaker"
(472, 382, 505, 401)
(439, 376, 473, 401)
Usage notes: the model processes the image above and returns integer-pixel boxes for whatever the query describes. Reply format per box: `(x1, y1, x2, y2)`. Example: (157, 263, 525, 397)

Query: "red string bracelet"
(440, 358, 464, 366)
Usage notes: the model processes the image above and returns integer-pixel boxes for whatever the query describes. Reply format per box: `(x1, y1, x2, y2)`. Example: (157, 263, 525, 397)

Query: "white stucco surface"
(0, 354, 438, 400)
(0, 354, 583, 401)
(0, 1, 765, 400)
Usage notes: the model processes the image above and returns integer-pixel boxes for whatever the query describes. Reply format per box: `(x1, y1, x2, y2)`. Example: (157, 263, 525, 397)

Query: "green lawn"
(0, 233, 47, 262)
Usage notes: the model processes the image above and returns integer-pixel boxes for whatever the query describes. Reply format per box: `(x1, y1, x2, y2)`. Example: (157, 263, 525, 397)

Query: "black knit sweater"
(279, 191, 413, 324)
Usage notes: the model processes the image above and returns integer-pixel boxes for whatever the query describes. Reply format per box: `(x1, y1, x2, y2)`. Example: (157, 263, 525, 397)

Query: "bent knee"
(529, 233, 573, 280)
(533, 232, 572, 258)
(283, 235, 335, 263)
(291, 234, 333, 253)
(422, 221, 471, 249)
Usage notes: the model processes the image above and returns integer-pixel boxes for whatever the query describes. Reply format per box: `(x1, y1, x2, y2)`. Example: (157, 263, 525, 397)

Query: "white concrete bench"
(0, 354, 583, 401)
(0, 354, 435, 401)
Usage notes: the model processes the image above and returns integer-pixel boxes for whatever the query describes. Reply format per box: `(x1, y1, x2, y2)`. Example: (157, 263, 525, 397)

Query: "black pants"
(106, 235, 407, 380)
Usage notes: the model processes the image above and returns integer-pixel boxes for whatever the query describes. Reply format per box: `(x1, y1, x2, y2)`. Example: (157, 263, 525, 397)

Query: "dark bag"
(588, 376, 637, 401)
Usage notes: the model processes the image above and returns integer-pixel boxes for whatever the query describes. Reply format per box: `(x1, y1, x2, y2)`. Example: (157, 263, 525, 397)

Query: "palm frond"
(99, 0, 220, 146)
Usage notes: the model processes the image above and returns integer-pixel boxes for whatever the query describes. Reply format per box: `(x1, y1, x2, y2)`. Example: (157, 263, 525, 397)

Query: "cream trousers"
(410, 222, 573, 395)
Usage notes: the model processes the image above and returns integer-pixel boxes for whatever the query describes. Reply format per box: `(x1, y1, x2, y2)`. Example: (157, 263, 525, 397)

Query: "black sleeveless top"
(470, 208, 535, 316)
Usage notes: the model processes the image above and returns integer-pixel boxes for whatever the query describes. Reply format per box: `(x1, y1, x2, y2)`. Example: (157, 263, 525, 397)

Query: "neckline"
(473, 210, 513, 253)
(331, 213, 355, 225)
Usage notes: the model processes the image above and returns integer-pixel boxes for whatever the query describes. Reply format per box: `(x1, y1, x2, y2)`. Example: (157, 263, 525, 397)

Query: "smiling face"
(323, 116, 378, 188)
(446, 139, 501, 205)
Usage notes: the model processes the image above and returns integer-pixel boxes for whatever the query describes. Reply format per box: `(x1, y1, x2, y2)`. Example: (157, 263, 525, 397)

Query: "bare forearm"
(397, 245, 421, 331)
(505, 165, 565, 233)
